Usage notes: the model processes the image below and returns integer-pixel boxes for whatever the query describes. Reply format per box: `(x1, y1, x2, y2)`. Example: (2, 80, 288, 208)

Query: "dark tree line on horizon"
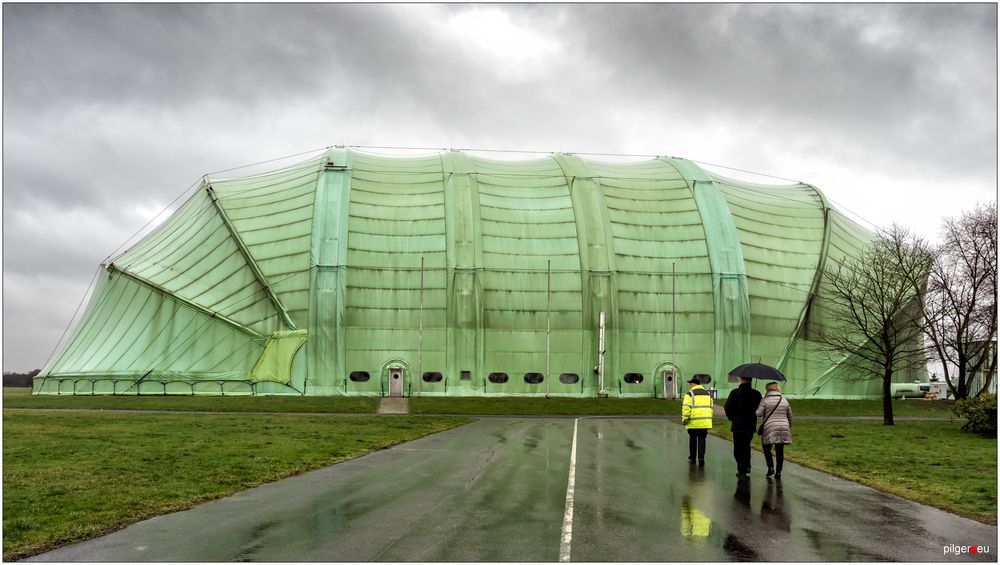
(3, 369, 40, 387)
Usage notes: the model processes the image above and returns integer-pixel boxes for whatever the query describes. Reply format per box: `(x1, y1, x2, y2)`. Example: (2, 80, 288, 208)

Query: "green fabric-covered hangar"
(33, 148, 924, 399)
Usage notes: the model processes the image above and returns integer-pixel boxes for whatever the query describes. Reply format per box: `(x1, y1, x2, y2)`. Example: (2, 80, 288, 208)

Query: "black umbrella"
(728, 362, 786, 382)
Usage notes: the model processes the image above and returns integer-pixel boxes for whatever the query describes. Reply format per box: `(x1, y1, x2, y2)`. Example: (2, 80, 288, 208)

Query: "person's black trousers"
(763, 443, 785, 473)
(732, 431, 754, 475)
(687, 429, 708, 462)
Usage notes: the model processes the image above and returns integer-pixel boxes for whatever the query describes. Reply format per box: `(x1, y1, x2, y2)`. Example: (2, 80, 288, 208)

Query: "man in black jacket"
(724, 376, 762, 477)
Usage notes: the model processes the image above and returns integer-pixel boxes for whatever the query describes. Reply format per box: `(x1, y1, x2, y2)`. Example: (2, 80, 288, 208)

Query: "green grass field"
(709, 419, 996, 524)
(771, 398, 956, 417)
(2, 410, 470, 561)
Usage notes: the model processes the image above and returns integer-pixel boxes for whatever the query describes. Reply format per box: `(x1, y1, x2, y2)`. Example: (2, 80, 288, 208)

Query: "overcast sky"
(2, 3, 997, 372)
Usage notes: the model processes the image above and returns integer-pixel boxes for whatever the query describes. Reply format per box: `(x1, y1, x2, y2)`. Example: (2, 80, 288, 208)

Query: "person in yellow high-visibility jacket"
(681, 376, 714, 465)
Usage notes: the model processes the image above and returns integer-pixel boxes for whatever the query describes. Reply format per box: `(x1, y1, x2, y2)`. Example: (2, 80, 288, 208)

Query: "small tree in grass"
(817, 224, 933, 426)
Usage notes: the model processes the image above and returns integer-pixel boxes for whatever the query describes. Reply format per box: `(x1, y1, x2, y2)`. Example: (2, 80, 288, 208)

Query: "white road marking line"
(559, 417, 579, 562)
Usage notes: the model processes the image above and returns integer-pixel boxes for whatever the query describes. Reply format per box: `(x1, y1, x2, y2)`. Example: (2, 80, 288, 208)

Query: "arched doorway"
(380, 358, 411, 397)
(653, 361, 682, 400)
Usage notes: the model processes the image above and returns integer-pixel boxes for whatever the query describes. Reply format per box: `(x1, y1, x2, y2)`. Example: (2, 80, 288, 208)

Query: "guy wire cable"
(110, 147, 328, 264)
(107, 175, 207, 262)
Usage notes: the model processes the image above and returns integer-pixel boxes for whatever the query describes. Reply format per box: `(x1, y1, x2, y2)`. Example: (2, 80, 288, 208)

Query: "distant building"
(968, 340, 997, 396)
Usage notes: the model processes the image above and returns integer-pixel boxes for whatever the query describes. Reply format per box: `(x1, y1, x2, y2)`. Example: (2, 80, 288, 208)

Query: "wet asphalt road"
(26, 417, 997, 562)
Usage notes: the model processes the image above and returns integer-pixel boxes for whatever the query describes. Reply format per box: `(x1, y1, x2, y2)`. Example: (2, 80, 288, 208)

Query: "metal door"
(389, 368, 404, 397)
(663, 370, 678, 400)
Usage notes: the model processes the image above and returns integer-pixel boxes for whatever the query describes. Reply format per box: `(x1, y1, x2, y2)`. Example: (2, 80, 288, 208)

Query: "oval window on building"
(422, 372, 443, 383)
(488, 372, 509, 384)
(623, 373, 643, 384)
(524, 372, 544, 384)
(349, 371, 370, 382)
(559, 373, 580, 384)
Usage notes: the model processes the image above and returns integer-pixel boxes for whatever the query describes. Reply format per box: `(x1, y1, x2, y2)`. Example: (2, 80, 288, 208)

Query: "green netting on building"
(34, 149, 923, 398)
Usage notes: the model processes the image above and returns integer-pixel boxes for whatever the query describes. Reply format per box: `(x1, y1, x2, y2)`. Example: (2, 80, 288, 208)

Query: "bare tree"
(923, 203, 997, 399)
(817, 224, 933, 425)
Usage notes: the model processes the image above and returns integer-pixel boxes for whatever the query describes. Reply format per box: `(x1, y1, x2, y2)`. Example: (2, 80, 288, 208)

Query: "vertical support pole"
(598, 311, 607, 396)
(419, 256, 425, 396)
(672, 262, 677, 372)
(547, 259, 552, 398)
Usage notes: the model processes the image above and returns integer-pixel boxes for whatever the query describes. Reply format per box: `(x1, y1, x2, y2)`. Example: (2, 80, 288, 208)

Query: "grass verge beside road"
(6, 390, 675, 416)
(2, 410, 470, 561)
(767, 398, 955, 417)
(2, 388, 378, 413)
(709, 419, 996, 525)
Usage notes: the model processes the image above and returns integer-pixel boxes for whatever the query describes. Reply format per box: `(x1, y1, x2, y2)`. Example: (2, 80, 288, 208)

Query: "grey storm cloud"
(2, 3, 996, 372)
(552, 4, 997, 174)
(5, 4, 377, 109)
(13, 3, 992, 169)
(4, 4, 509, 117)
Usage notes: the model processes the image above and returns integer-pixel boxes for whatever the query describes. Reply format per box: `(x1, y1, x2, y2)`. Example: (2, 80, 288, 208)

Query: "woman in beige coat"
(755, 382, 792, 478)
